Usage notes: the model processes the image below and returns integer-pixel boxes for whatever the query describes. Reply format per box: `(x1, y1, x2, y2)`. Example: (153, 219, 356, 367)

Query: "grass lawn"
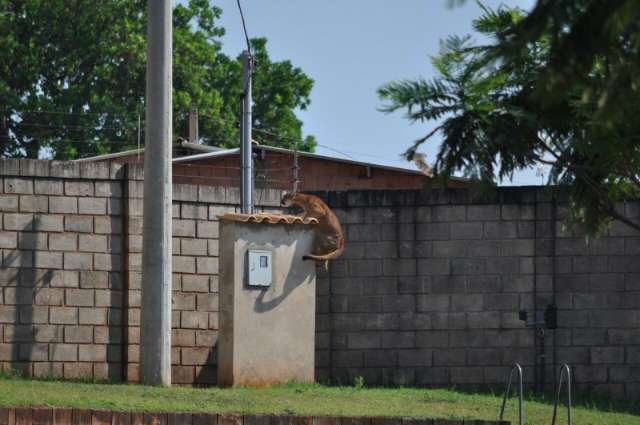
(0, 376, 638, 425)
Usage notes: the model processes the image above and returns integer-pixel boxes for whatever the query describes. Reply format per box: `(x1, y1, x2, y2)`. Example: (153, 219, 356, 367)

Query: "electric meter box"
(246, 249, 272, 287)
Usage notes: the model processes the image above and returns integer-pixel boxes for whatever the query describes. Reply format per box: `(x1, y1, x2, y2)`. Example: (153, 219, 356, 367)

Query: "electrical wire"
(236, 0, 252, 57)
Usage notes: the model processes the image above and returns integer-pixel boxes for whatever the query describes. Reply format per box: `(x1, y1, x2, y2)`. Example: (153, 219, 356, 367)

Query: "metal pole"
(241, 51, 253, 213)
(189, 108, 199, 144)
(140, 0, 172, 386)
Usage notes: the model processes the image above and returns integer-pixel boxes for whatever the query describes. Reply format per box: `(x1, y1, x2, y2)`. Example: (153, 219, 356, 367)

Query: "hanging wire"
(236, 0, 252, 57)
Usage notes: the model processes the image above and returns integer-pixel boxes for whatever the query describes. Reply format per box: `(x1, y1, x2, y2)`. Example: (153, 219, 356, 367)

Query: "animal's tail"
(302, 239, 345, 262)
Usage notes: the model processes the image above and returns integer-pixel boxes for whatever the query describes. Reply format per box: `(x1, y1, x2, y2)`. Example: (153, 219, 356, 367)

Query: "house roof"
(74, 141, 467, 184)
(173, 144, 430, 177)
(74, 141, 221, 163)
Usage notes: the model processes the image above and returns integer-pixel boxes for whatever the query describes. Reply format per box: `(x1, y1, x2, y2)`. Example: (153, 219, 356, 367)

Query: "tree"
(378, 1, 640, 236)
(0, 0, 315, 160)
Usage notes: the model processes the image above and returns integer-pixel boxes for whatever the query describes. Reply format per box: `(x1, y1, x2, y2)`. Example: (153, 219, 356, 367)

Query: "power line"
(236, 0, 252, 56)
(4, 108, 140, 118)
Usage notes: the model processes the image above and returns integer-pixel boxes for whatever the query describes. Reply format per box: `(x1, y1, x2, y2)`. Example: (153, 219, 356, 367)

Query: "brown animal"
(281, 192, 345, 264)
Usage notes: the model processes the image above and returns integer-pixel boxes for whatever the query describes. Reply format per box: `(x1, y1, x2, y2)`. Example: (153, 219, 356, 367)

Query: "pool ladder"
(498, 363, 573, 425)
(499, 363, 524, 425)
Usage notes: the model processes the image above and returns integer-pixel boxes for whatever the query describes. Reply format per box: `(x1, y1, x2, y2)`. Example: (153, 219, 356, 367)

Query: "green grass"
(0, 375, 638, 425)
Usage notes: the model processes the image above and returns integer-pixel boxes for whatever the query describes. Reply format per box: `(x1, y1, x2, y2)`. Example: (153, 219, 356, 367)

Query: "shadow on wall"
(5, 217, 55, 376)
(2, 213, 125, 381)
(253, 240, 314, 313)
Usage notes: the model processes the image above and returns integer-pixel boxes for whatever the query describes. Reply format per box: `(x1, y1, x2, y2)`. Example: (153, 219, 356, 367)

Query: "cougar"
(281, 192, 345, 264)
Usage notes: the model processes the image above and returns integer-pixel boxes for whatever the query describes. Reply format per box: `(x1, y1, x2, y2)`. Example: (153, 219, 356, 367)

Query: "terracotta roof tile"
(219, 212, 318, 225)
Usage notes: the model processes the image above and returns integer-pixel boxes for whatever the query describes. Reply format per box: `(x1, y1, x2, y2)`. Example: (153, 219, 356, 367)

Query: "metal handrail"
(499, 363, 524, 425)
(551, 364, 572, 425)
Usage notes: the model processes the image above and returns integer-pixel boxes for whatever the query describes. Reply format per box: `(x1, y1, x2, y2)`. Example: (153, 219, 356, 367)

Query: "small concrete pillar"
(218, 213, 317, 386)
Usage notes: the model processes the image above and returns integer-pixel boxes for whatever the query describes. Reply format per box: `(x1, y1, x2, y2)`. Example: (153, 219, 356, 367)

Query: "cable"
(4, 108, 140, 118)
(236, 0, 252, 56)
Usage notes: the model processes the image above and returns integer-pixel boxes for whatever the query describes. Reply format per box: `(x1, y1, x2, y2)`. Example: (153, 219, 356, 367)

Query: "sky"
(212, 0, 539, 185)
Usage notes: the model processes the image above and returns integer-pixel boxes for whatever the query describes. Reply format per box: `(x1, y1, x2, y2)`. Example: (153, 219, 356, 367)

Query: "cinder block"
(35, 179, 64, 195)
(484, 222, 517, 239)
(182, 275, 210, 292)
(467, 205, 500, 221)
(591, 347, 625, 364)
(2, 250, 34, 268)
(181, 347, 211, 365)
(94, 217, 122, 234)
(417, 294, 450, 312)
(18, 233, 48, 250)
(181, 239, 207, 256)
(196, 257, 218, 274)
(64, 326, 93, 343)
(195, 330, 218, 347)
(33, 215, 64, 232)
(33, 325, 63, 342)
(78, 235, 108, 253)
(65, 216, 93, 233)
(4, 178, 33, 194)
(64, 253, 93, 270)
(49, 344, 78, 361)
(78, 198, 107, 215)
(181, 204, 208, 220)
(49, 234, 77, 251)
(181, 311, 208, 329)
(65, 289, 94, 307)
(433, 205, 466, 222)
(0, 232, 17, 249)
(173, 220, 196, 237)
(50, 307, 78, 324)
(49, 197, 77, 214)
(398, 349, 432, 367)
(79, 345, 106, 362)
(64, 362, 92, 379)
(3, 213, 34, 230)
(417, 258, 450, 275)
(64, 181, 93, 197)
(450, 367, 483, 384)
(35, 288, 64, 306)
(450, 223, 483, 240)
(172, 293, 196, 311)
(196, 294, 218, 312)
(173, 256, 196, 274)
(79, 308, 107, 325)
(79, 271, 109, 288)
(381, 331, 415, 348)
(34, 251, 63, 269)
(95, 182, 122, 198)
(0, 195, 19, 211)
(19, 195, 48, 213)
(196, 221, 219, 238)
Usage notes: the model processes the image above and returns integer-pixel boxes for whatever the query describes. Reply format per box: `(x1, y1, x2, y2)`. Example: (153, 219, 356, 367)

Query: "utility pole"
(189, 108, 199, 144)
(140, 0, 172, 386)
(241, 51, 253, 213)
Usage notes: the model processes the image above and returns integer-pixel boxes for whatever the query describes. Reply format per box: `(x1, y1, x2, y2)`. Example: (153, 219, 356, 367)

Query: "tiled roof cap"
(219, 212, 318, 225)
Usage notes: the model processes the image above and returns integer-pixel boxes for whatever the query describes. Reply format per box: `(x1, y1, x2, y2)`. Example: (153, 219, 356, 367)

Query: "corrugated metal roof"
(219, 212, 318, 225)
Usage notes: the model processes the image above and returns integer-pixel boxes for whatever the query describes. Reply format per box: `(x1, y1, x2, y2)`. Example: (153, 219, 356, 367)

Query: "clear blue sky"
(213, 0, 538, 185)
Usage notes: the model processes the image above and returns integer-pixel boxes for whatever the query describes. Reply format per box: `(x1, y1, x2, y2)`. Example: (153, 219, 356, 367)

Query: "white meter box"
(246, 250, 272, 287)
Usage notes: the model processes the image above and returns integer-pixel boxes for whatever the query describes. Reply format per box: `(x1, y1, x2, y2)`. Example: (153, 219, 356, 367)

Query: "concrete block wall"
(0, 159, 284, 384)
(1, 159, 639, 400)
(314, 190, 640, 400)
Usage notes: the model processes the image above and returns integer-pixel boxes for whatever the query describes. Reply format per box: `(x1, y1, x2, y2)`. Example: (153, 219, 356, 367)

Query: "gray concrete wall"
(218, 220, 316, 386)
(1, 159, 639, 400)
(313, 189, 640, 400)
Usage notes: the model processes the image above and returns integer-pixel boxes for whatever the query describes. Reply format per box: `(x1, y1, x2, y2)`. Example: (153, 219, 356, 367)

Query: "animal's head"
(281, 192, 298, 207)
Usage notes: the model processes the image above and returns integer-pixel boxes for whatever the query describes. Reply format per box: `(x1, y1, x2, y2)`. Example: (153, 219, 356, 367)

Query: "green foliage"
(379, 0, 640, 235)
(0, 0, 315, 159)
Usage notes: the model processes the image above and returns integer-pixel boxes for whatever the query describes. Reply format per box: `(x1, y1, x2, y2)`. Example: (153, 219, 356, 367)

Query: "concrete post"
(140, 0, 172, 386)
(189, 108, 198, 144)
(241, 51, 253, 213)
